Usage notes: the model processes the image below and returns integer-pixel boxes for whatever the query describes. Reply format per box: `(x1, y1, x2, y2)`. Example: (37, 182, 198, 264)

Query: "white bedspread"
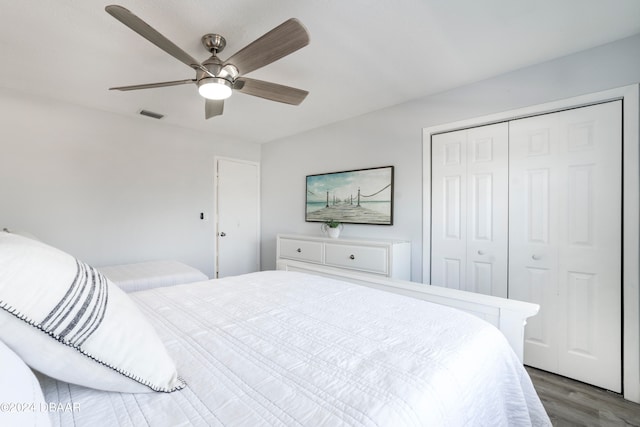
(39, 271, 550, 426)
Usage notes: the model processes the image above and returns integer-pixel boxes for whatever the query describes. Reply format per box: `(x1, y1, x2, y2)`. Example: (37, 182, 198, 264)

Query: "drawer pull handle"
(296, 248, 302, 253)
(349, 254, 355, 260)
(531, 254, 541, 261)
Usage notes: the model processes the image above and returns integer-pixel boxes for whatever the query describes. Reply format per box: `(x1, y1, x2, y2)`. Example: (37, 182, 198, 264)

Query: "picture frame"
(305, 166, 394, 225)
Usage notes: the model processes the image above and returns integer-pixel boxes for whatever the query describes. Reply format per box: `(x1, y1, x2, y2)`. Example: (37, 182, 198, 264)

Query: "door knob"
(349, 254, 355, 260)
(296, 248, 302, 253)
(220, 232, 226, 237)
(531, 254, 541, 260)
(477, 250, 485, 255)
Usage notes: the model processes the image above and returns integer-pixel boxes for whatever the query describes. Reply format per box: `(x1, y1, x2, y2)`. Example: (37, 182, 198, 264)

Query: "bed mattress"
(39, 271, 549, 426)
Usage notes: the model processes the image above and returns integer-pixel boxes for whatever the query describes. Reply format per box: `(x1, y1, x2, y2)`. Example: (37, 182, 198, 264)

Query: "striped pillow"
(0, 232, 185, 393)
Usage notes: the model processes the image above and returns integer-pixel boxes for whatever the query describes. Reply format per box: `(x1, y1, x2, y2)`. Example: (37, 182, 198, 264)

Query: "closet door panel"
(431, 130, 467, 290)
(431, 123, 508, 296)
(556, 102, 622, 392)
(509, 101, 622, 392)
(466, 124, 509, 297)
(509, 119, 560, 371)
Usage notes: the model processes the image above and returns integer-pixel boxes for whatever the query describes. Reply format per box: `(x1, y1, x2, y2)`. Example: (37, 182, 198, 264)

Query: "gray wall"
(0, 88, 260, 278)
(260, 34, 640, 282)
(2, 34, 639, 282)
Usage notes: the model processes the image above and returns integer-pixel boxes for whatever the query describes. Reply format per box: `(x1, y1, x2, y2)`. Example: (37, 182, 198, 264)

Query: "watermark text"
(0, 402, 80, 413)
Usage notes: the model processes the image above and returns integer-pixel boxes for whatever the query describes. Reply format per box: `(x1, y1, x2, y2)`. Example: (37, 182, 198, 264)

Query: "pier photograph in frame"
(305, 166, 394, 225)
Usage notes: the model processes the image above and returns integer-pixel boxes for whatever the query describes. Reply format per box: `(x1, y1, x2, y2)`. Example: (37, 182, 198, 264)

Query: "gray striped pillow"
(0, 231, 185, 393)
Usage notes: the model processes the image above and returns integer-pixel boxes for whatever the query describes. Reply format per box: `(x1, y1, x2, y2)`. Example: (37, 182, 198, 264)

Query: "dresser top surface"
(277, 233, 410, 245)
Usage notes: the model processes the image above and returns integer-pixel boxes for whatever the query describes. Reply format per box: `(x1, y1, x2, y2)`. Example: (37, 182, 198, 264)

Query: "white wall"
(261, 34, 640, 281)
(0, 88, 260, 278)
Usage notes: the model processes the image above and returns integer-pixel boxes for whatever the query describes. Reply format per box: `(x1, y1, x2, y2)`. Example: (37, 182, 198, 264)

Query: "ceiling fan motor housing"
(199, 55, 238, 83)
(197, 53, 236, 99)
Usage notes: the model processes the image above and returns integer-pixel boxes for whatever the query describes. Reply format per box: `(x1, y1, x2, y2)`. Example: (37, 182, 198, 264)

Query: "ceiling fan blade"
(105, 5, 202, 71)
(205, 99, 224, 119)
(224, 18, 309, 76)
(234, 78, 308, 105)
(110, 79, 195, 91)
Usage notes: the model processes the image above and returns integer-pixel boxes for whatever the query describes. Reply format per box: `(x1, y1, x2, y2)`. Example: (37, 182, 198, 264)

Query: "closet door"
(508, 101, 622, 392)
(431, 123, 508, 297)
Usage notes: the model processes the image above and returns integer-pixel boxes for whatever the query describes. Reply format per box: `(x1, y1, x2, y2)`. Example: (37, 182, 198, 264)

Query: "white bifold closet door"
(431, 123, 509, 297)
(508, 101, 622, 392)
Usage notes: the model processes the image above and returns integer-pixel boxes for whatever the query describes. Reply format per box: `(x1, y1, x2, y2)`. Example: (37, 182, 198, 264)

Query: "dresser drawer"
(324, 243, 388, 275)
(279, 238, 323, 263)
(277, 234, 410, 280)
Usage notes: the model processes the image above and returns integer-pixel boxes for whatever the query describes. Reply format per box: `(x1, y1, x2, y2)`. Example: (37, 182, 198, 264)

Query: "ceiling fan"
(105, 5, 310, 119)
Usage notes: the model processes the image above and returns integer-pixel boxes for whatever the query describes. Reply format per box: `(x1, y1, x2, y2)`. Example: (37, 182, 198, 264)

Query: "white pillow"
(0, 339, 51, 427)
(0, 232, 185, 393)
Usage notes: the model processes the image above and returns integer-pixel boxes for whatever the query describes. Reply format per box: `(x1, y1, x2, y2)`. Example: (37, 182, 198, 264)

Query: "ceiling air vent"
(138, 109, 164, 120)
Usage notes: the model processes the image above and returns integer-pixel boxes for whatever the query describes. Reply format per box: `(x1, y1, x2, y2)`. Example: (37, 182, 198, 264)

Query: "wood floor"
(526, 366, 640, 426)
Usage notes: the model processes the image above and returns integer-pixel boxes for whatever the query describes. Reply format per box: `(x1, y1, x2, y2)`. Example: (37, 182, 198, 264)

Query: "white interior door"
(431, 123, 509, 297)
(216, 158, 260, 278)
(508, 101, 622, 392)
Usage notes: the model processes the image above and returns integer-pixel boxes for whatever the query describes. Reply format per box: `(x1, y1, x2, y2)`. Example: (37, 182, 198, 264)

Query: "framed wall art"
(305, 166, 394, 225)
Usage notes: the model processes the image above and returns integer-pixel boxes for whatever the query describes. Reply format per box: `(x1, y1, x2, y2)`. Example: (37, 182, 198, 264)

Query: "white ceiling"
(1, 1, 639, 144)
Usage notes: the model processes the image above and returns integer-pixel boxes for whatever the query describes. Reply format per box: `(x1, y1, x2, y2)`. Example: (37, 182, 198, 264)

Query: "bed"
(98, 260, 209, 292)
(276, 259, 539, 364)
(0, 231, 550, 426)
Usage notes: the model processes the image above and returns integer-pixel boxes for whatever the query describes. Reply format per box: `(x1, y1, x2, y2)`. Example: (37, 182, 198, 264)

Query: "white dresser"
(276, 234, 411, 280)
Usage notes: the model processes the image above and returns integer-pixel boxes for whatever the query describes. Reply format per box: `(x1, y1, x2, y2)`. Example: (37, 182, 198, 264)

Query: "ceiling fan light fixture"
(198, 77, 232, 100)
